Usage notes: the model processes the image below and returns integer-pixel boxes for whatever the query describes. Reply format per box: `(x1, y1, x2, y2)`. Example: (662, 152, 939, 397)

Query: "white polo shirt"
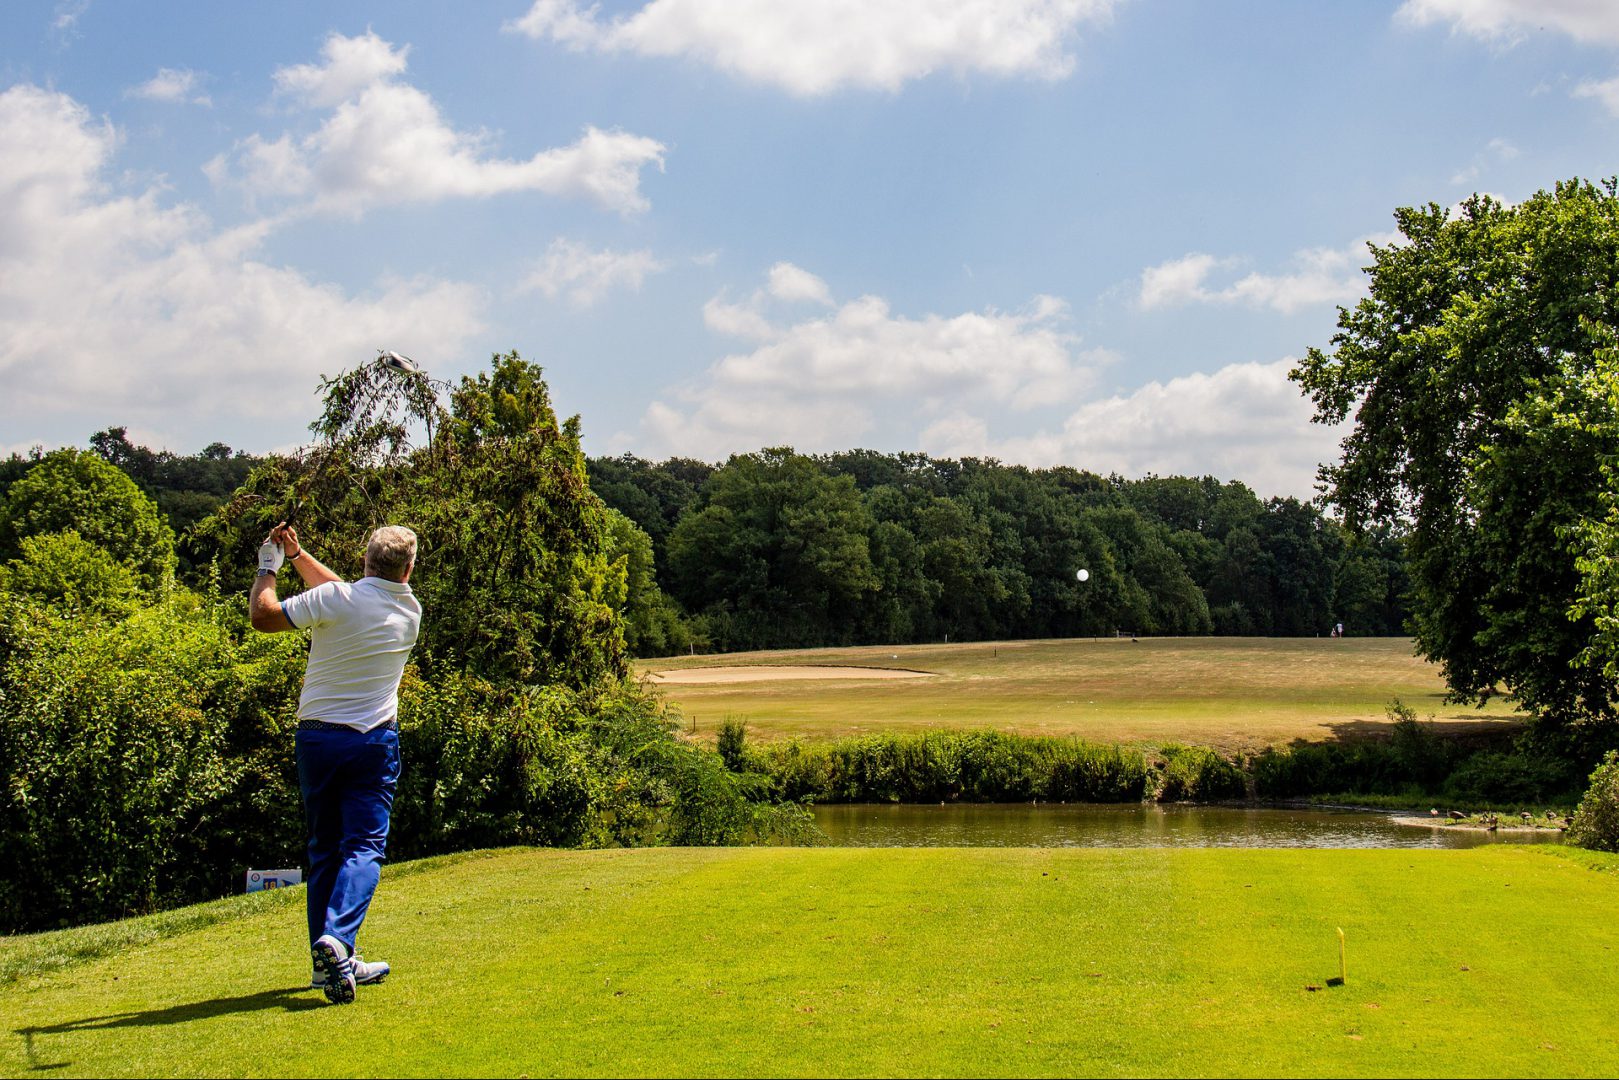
(281, 576, 422, 732)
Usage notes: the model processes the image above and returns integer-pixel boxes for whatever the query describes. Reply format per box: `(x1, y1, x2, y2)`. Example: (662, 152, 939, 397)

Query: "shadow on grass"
(1304, 715, 1522, 745)
(16, 987, 321, 1071)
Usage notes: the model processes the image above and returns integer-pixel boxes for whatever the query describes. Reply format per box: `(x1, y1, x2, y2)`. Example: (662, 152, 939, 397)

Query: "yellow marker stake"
(1338, 927, 1347, 984)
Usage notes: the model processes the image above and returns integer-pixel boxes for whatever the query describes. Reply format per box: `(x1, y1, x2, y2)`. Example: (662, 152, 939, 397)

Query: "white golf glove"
(258, 540, 285, 575)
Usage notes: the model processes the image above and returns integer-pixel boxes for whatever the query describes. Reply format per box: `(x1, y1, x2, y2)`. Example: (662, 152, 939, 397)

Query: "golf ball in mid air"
(1076, 568, 1090, 582)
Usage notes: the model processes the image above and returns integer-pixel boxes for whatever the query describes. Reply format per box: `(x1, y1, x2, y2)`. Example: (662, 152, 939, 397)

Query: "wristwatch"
(256, 568, 276, 577)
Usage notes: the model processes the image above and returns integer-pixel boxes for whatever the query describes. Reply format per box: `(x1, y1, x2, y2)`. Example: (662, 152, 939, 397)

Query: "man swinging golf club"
(249, 522, 422, 1005)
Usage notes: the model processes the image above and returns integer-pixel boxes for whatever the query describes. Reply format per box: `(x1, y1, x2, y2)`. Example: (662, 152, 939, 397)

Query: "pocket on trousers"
(379, 730, 402, 788)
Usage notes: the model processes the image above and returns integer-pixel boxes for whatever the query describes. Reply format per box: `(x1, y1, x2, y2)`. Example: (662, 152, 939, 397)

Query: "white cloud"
(1402, 3, 1619, 117)
(1396, 0, 1619, 46)
(274, 31, 410, 107)
(0, 84, 486, 439)
(210, 31, 666, 218)
(1574, 75, 1619, 116)
(505, 0, 1120, 96)
(1139, 253, 1228, 311)
(52, 1, 88, 34)
(127, 68, 211, 106)
(766, 262, 833, 305)
(623, 269, 1338, 496)
(702, 295, 777, 340)
(917, 359, 1344, 499)
(517, 239, 666, 307)
(623, 268, 1103, 458)
(699, 261, 833, 339)
(1450, 135, 1519, 184)
(1137, 235, 1393, 314)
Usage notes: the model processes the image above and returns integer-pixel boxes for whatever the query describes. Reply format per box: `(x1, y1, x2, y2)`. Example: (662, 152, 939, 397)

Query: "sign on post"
(245, 868, 303, 892)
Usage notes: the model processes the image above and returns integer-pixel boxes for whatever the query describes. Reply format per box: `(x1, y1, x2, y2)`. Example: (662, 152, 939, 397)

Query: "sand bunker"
(647, 665, 936, 685)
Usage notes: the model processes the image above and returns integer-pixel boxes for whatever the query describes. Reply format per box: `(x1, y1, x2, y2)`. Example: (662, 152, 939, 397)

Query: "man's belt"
(297, 718, 399, 733)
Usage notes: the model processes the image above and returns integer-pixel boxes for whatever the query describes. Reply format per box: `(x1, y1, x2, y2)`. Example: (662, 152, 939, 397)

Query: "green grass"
(6, 846, 1618, 1078)
(0, 852, 500, 988)
(640, 637, 1522, 752)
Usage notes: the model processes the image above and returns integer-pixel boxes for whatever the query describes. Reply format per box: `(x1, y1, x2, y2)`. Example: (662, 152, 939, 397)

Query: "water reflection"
(812, 802, 1565, 849)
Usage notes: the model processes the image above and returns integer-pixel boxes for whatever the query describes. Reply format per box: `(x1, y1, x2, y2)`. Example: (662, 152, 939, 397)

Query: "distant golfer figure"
(249, 523, 422, 1005)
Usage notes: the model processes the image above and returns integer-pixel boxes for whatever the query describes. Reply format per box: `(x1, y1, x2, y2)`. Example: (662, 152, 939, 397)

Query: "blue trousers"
(295, 725, 400, 953)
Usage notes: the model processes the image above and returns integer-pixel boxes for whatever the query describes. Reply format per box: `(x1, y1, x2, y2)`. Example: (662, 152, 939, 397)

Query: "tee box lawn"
(5, 845, 1617, 1078)
(639, 637, 1521, 751)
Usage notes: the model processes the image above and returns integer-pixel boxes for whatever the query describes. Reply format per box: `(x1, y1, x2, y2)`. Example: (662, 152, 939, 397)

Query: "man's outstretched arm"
(249, 533, 294, 633)
(250, 522, 346, 633)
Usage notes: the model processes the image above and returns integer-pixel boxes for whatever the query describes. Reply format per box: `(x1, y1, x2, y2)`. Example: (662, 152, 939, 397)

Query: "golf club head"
(378, 349, 419, 375)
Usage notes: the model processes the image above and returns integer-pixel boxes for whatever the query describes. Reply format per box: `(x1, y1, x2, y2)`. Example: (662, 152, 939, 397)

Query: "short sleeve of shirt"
(280, 580, 340, 630)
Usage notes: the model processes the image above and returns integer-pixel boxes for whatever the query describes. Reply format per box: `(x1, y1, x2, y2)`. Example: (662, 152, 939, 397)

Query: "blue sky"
(2, 0, 1616, 496)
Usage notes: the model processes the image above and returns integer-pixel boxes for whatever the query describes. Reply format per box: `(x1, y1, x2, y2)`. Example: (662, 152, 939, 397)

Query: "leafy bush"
(1441, 751, 1576, 805)
(1252, 702, 1481, 799)
(1045, 742, 1148, 803)
(1249, 700, 1580, 807)
(393, 675, 606, 854)
(1386, 700, 1451, 786)
(716, 717, 749, 772)
(0, 448, 176, 590)
(0, 530, 141, 618)
(0, 591, 304, 930)
(394, 673, 803, 852)
(753, 731, 1147, 804)
(1155, 745, 1246, 802)
(659, 750, 760, 845)
(1568, 750, 1619, 852)
(1253, 741, 1456, 800)
(758, 740, 837, 802)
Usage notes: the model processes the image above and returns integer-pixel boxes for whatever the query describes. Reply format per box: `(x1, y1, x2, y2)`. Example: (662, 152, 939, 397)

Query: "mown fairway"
(4, 846, 1617, 1078)
(640, 637, 1520, 751)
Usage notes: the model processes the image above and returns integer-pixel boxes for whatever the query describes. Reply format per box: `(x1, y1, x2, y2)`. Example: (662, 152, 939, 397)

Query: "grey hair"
(365, 525, 417, 581)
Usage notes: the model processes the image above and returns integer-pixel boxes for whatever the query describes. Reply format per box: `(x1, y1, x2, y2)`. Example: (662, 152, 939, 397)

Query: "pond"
(812, 802, 1566, 849)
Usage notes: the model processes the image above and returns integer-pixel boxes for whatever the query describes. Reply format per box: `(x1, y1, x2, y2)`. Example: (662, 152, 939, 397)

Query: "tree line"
(3, 437, 1412, 662)
(588, 449, 1410, 655)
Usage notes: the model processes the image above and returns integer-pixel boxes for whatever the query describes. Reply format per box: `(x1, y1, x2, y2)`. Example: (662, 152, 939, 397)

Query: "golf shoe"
(311, 934, 356, 1005)
(311, 953, 389, 989)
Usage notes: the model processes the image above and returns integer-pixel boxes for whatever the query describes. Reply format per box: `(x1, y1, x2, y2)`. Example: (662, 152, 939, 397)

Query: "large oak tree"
(1292, 179, 1619, 727)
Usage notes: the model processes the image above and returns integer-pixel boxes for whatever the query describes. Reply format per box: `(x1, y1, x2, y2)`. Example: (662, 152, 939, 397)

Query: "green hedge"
(1155, 745, 1247, 801)
(1251, 715, 1578, 806)
(753, 731, 1149, 804)
(0, 591, 305, 930)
